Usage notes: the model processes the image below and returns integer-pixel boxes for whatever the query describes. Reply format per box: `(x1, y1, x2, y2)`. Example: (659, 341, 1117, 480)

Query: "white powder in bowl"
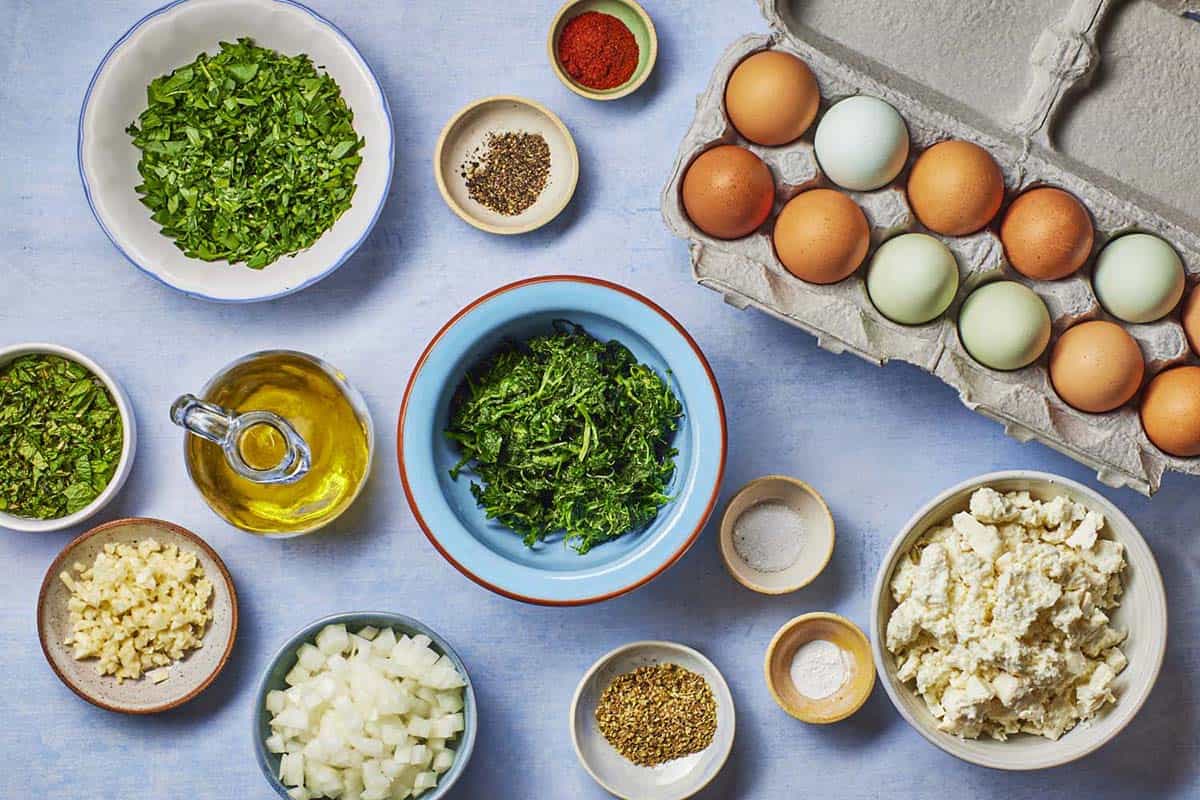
(789, 638, 851, 699)
(731, 501, 803, 573)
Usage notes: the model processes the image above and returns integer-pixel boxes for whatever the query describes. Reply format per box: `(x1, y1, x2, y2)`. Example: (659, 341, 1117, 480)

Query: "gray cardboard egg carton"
(661, 0, 1200, 495)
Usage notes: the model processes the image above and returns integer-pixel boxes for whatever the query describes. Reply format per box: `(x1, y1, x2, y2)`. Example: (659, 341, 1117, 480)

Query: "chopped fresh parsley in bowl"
(78, 0, 394, 301)
(126, 38, 363, 269)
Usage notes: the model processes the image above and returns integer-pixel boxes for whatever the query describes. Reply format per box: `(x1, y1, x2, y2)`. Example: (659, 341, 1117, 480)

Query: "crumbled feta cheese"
(886, 488, 1127, 741)
(59, 538, 213, 683)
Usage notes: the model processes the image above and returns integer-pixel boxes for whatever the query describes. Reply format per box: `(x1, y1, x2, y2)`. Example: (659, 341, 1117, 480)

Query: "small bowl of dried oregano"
(569, 640, 735, 800)
(0, 343, 136, 532)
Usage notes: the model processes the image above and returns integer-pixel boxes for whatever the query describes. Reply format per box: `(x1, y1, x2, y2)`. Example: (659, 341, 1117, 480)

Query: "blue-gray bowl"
(253, 611, 477, 799)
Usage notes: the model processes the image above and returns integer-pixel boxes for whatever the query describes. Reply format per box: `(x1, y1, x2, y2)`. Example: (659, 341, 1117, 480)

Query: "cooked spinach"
(126, 38, 363, 269)
(446, 322, 683, 554)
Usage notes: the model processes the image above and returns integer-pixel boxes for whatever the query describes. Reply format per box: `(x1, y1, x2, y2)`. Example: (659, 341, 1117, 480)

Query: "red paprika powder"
(557, 11, 639, 91)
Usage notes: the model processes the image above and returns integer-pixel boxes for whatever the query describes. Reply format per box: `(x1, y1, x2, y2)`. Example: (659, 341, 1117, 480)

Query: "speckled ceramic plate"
(570, 641, 735, 800)
(37, 517, 238, 714)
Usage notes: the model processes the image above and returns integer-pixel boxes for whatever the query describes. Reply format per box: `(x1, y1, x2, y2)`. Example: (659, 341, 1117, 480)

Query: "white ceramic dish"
(870, 471, 1168, 770)
(434, 96, 579, 235)
(78, 0, 394, 302)
(719, 475, 835, 594)
(37, 517, 238, 714)
(570, 641, 735, 800)
(0, 343, 136, 533)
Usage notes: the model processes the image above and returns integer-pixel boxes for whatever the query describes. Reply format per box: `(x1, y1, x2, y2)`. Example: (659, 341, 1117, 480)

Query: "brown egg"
(773, 189, 869, 284)
(682, 145, 775, 240)
(907, 140, 1004, 236)
(1001, 187, 1094, 280)
(1183, 285, 1200, 356)
(1049, 321, 1144, 413)
(725, 50, 820, 146)
(1141, 366, 1200, 457)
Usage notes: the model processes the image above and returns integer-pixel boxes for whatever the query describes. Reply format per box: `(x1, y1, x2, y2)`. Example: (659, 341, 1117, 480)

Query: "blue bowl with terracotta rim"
(253, 611, 477, 799)
(398, 276, 727, 605)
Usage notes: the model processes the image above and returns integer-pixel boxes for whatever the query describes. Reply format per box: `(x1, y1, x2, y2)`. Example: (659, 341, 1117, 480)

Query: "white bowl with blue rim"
(78, 0, 394, 302)
(253, 611, 477, 799)
(398, 276, 727, 606)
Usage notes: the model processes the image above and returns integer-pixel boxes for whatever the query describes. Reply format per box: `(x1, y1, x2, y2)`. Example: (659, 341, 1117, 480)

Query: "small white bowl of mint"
(79, 0, 394, 302)
(718, 475, 835, 594)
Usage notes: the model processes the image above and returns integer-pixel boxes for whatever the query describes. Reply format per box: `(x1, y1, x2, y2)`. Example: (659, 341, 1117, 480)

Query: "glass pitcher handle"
(170, 394, 311, 485)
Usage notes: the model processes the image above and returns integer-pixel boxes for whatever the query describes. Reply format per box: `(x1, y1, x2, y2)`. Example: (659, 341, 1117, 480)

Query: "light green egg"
(866, 233, 960, 325)
(1093, 233, 1185, 324)
(958, 281, 1051, 370)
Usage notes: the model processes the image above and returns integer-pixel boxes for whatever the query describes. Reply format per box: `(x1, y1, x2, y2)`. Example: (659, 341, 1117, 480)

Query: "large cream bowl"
(870, 471, 1167, 770)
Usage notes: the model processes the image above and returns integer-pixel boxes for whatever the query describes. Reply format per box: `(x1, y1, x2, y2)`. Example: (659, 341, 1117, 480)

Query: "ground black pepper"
(460, 131, 551, 216)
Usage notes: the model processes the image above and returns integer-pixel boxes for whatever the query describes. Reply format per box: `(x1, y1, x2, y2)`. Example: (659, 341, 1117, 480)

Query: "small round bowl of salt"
(764, 613, 876, 724)
(718, 475, 834, 594)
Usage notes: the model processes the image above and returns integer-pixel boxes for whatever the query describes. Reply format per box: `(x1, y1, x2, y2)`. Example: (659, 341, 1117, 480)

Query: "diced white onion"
(266, 625, 465, 798)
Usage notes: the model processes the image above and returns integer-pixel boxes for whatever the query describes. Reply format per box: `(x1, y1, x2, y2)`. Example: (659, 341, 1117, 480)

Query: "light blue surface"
(1, 2, 1196, 798)
(401, 277, 725, 604)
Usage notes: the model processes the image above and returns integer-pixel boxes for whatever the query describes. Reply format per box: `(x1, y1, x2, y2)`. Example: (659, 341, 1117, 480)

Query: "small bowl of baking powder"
(764, 613, 876, 724)
(718, 475, 835, 594)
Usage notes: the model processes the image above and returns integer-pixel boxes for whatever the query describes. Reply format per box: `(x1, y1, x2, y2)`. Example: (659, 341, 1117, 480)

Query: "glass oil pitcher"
(172, 350, 373, 536)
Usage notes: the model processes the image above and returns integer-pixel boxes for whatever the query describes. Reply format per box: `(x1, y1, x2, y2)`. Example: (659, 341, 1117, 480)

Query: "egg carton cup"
(661, 0, 1200, 495)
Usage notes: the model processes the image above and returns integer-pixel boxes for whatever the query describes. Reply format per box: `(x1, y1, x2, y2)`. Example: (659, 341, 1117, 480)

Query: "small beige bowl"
(37, 517, 238, 714)
(719, 475, 834, 594)
(765, 613, 876, 724)
(548, 0, 658, 101)
(434, 95, 579, 235)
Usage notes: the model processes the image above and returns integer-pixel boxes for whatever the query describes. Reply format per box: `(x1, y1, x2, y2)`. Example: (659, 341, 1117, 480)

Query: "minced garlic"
(59, 538, 213, 683)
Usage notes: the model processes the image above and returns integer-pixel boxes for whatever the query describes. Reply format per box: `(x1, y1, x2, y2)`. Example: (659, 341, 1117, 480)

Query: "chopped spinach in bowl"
(446, 322, 683, 554)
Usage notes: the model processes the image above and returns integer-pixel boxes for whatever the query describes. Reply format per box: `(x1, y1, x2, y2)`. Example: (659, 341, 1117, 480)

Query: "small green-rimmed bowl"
(548, 0, 657, 101)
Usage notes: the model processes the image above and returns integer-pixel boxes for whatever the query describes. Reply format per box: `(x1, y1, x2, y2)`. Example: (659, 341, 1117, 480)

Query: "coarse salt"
(732, 501, 803, 573)
(789, 638, 851, 699)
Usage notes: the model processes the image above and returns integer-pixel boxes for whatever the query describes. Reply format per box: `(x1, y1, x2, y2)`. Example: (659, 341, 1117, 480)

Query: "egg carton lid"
(661, 0, 1200, 495)
(762, 0, 1200, 231)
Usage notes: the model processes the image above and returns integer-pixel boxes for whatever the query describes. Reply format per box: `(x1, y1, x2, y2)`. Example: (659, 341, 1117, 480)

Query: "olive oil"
(184, 352, 371, 534)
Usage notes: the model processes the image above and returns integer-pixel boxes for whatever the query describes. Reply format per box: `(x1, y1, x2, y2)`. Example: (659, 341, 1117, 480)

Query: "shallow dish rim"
(0, 342, 137, 533)
(869, 469, 1168, 770)
(36, 516, 238, 714)
(396, 274, 727, 606)
(76, 0, 395, 303)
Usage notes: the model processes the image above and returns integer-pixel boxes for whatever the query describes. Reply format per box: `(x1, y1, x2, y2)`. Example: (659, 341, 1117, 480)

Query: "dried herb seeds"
(594, 663, 717, 767)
